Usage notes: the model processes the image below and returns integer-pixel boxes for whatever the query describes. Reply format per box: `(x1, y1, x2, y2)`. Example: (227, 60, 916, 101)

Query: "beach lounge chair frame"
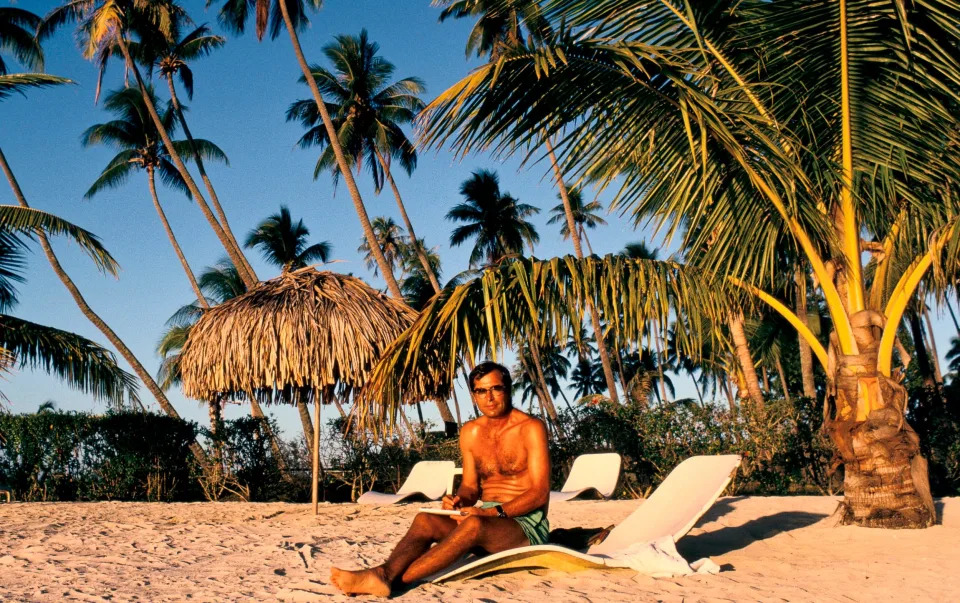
(357, 460, 456, 505)
(430, 454, 741, 583)
(550, 452, 622, 502)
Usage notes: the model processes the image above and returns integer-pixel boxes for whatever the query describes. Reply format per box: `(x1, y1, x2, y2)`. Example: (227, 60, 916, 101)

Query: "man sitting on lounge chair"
(330, 361, 551, 596)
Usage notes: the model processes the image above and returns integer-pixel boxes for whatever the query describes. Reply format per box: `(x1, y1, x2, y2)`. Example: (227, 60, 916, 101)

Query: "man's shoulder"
(515, 411, 547, 436)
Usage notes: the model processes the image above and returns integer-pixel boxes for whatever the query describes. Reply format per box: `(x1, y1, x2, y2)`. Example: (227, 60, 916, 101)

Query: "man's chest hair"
(474, 425, 527, 478)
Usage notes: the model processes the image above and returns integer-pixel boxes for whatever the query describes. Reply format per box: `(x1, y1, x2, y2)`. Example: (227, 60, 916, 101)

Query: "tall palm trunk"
(373, 149, 441, 293)
(795, 268, 817, 399)
(544, 136, 620, 403)
(147, 166, 208, 308)
(277, 3, 403, 300)
(164, 74, 258, 285)
(922, 308, 943, 384)
(652, 319, 669, 403)
(114, 36, 258, 290)
(728, 311, 764, 405)
(579, 225, 595, 255)
(908, 312, 936, 388)
(527, 342, 560, 425)
(774, 355, 791, 403)
(294, 388, 314, 445)
(0, 144, 208, 466)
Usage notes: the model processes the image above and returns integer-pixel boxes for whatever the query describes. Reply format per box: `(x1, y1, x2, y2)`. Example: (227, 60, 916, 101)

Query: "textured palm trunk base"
(826, 350, 936, 529)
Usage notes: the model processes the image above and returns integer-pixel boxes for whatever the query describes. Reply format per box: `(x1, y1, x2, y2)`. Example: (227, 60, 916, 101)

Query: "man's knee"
(411, 512, 449, 539)
(454, 515, 485, 541)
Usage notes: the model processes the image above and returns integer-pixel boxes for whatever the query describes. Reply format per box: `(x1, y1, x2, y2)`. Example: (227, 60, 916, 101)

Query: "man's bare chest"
(474, 428, 528, 479)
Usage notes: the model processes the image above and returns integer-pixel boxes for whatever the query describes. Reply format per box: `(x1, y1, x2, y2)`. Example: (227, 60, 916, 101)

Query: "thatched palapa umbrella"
(178, 268, 418, 513)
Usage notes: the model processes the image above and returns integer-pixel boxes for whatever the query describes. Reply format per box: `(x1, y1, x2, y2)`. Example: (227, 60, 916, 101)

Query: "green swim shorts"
(480, 501, 550, 546)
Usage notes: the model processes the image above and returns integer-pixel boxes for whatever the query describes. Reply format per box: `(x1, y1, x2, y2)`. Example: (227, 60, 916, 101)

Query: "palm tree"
(288, 29, 441, 294)
(82, 85, 227, 306)
(0, 7, 43, 75)
(357, 216, 406, 280)
(569, 358, 605, 400)
(546, 186, 606, 254)
(434, 0, 621, 403)
(0, 211, 138, 409)
(2, 8, 206, 462)
(209, 0, 403, 299)
(420, 0, 960, 527)
(124, 19, 257, 285)
(447, 169, 539, 267)
(39, 1, 258, 290)
(434, 0, 551, 59)
(245, 205, 330, 273)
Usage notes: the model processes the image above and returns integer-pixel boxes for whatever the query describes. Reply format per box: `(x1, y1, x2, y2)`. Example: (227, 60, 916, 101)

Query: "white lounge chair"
(550, 452, 622, 502)
(357, 461, 456, 505)
(430, 454, 741, 583)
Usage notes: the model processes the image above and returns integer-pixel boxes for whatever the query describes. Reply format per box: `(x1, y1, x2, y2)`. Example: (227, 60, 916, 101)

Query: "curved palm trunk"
(147, 167, 208, 308)
(164, 74, 258, 286)
(277, 3, 403, 300)
(0, 145, 209, 466)
(373, 149, 441, 293)
(795, 268, 817, 399)
(114, 36, 258, 290)
(728, 311, 764, 406)
(545, 136, 620, 403)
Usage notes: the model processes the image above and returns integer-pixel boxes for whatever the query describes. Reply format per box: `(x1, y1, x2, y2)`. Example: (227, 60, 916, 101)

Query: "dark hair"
(468, 361, 513, 397)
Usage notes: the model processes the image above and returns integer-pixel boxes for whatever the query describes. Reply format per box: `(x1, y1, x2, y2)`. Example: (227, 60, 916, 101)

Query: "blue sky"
(3, 1, 957, 439)
(1, 0, 646, 436)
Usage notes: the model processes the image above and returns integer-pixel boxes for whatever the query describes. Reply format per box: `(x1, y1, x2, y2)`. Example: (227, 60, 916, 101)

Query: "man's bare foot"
(330, 566, 391, 597)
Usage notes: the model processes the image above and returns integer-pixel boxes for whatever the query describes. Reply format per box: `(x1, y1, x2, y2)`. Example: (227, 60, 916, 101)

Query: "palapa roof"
(178, 268, 419, 403)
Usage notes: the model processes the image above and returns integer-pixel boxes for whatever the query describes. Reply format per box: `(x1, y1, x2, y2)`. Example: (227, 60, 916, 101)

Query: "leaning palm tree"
(245, 205, 330, 273)
(546, 186, 606, 255)
(420, 0, 960, 527)
(446, 169, 539, 268)
(39, 1, 258, 289)
(82, 85, 227, 306)
(2, 8, 205, 461)
(287, 29, 440, 293)
(123, 18, 257, 285)
(0, 208, 139, 409)
(208, 0, 402, 299)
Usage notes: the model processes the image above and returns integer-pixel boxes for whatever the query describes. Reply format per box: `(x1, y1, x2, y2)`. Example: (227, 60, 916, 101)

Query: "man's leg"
(330, 512, 458, 596)
(399, 515, 529, 585)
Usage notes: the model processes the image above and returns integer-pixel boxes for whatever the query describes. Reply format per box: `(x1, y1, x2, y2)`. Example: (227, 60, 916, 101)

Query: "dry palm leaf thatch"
(178, 268, 419, 404)
(360, 254, 732, 430)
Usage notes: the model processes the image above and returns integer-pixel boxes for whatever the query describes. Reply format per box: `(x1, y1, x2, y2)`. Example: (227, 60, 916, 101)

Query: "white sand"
(1, 496, 957, 602)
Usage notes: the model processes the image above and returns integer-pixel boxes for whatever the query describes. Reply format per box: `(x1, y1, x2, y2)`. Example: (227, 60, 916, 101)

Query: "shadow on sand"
(677, 510, 829, 559)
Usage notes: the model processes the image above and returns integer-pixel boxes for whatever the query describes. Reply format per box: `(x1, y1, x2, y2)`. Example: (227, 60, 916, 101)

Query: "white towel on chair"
(606, 536, 720, 577)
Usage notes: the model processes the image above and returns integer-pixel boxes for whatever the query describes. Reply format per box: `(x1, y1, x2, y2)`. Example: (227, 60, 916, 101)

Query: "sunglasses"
(472, 384, 508, 396)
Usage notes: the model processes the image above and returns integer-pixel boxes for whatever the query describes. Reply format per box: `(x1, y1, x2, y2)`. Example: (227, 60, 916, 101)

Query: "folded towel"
(606, 536, 720, 577)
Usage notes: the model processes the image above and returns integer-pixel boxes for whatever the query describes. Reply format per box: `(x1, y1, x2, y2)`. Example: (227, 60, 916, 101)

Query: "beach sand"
(0, 496, 956, 602)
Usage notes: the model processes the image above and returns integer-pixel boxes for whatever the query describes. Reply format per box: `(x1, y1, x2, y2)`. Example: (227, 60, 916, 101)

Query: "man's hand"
(450, 506, 496, 523)
(441, 495, 461, 510)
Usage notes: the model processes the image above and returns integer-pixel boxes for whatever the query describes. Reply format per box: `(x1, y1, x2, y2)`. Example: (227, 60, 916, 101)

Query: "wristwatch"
(494, 504, 507, 518)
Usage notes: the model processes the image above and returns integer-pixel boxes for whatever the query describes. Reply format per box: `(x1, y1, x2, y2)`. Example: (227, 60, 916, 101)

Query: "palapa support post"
(312, 390, 321, 515)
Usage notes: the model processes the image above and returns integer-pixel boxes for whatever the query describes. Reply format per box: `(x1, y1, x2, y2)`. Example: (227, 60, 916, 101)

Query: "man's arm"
(442, 423, 480, 509)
